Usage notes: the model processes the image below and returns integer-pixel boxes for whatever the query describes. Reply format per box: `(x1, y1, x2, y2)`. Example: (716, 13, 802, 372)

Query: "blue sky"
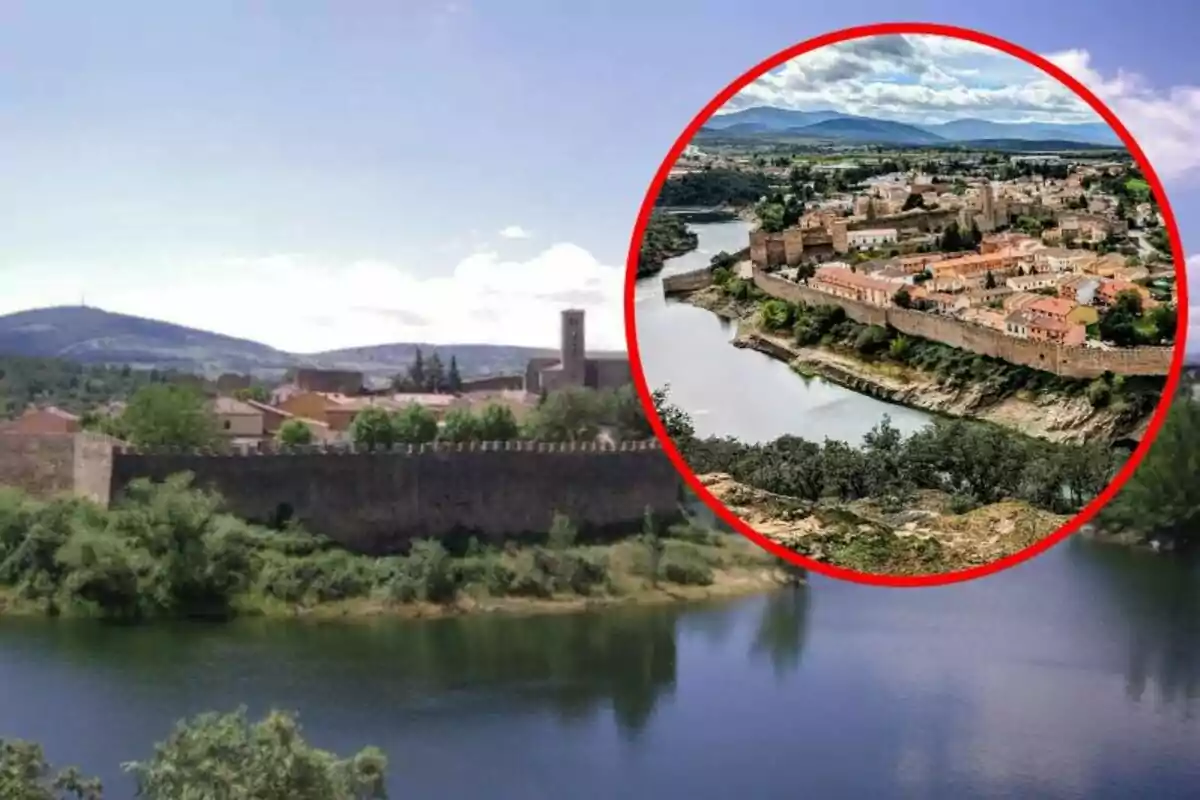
(0, 1, 1197, 352)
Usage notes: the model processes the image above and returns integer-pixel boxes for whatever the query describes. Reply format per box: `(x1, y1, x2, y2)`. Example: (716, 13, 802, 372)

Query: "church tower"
(560, 309, 587, 387)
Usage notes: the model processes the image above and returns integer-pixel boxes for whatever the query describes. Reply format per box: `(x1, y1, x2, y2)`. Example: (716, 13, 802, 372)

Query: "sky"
(0, 0, 1198, 353)
(721, 34, 1102, 125)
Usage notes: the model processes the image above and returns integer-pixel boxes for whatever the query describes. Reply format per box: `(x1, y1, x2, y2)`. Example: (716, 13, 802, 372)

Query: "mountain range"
(0, 306, 575, 381)
(699, 107, 1123, 148)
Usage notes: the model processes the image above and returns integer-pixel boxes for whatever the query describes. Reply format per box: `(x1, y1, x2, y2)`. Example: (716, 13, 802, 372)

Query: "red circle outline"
(623, 21, 1189, 588)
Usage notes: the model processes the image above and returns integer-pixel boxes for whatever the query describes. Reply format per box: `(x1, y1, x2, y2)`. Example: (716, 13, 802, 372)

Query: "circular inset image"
(626, 23, 1187, 586)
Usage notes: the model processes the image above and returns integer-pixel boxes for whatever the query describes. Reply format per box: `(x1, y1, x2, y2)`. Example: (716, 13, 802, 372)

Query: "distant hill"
(704, 107, 847, 130)
(919, 118, 1120, 146)
(794, 117, 944, 145)
(950, 138, 1122, 152)
(697, 105, 1123, 148)
(0, 306, 572, 381)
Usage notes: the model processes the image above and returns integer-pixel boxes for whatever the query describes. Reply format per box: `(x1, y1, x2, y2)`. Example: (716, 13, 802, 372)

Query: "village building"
(1004, 311, 1032, 339)
(846, 228, 899, 250)
(0, 406, 81, 435)
(1006, 273, 1062, 293)
(1027, 297, 1098, 327)
(812, 266, 896, 306)
(1034, 247, 1095, 274)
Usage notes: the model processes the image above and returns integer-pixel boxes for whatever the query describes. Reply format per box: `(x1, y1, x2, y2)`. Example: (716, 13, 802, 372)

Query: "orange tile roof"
(1029, 297, 1077, 318)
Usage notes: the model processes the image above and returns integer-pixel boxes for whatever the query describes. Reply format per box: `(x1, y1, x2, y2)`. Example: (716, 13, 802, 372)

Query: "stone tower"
(980, 182, 996, 234)
(560, 309, 587, 387)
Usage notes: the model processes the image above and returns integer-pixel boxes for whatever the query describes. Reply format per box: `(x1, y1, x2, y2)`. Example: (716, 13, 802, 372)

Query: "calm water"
(634, 220, 932, 443)
(2, 220, 1197, 796)
(1, 542, 1199, 798)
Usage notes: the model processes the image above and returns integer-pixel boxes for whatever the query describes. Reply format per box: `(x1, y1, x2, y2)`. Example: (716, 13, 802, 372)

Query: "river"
(1, 222, 1198, 797)
(1, 542, 1199, 798)
(633, 220, 933, 444)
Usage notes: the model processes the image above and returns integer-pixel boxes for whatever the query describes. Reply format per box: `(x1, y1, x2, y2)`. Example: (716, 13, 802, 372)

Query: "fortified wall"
(0, 435, 683, 555)
(662, 267, 716, 296)
(752, 269, 1173, 379)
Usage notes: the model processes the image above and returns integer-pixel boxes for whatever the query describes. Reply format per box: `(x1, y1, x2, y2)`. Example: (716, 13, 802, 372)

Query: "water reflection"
(751, 585, 811, 679)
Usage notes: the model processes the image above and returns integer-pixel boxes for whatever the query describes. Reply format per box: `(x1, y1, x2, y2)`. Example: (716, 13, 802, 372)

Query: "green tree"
(439, 407, 480, 442)
(407, 348, 426, 391)
(425, 353, 445, 393)
(392, 403, 438, 444)
(350, 407, 397, 451)
(124, 708, 387, 800)
(985, 270, 997, 290)
(121, 385, 218, 449)
(447, 356, 463, 392)
(0, 739, 102, 800)
(524, 388, 604, 442)
(756, 202, 786, 233)
(893, 287, 912, 308)
(476, 403, 520, 441)
(276, 419, 314, 447)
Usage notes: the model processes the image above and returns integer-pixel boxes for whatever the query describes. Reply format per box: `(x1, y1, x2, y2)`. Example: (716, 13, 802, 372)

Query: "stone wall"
(0, 434, 78, 498)
(107, 440, 681, 554)
(662, 267, 715, 295)
(752, 269, 1173, 379)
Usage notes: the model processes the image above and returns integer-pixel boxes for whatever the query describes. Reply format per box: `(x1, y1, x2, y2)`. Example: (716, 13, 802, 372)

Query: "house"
(1096, 279, 1154, 310)
(1005, 311, 1032, 339)
(0, 406, 81, 435)
(1058, 276, 1102, 307)
(846, 228, 899, 250)
(213, 397, 265, 439)
(1034, 247, 1095, 274)
(812, 266, 896, 306)
(1028, 296, 1098, 327)
(243, 399, 334, 441)
(524, 309, 633, 395)
(963, 286, 1014, 308)
(1006, 273, 1061, 293)
(930, 250, 1019, 283)
(961, 307, 1007, 331)
(1028, 316, 1087, 345)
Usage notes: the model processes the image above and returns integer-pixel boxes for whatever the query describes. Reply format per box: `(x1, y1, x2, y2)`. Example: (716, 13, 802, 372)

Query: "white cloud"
(0, 244, 625, 354)
(1044, 49, 1200, 181)
(723, 34, 1096, 125)
(498, 225, 531, 239)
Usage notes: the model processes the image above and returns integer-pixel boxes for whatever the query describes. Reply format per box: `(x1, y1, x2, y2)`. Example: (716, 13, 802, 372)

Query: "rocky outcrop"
(699, 473, 1069, 576)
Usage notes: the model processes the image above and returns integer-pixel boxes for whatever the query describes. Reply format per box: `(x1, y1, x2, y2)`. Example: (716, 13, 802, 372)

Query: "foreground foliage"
(1096, 376, 1200, 551)
(654, 387, 1120, 517)
(1, 709, 386, 799)
(0, 476, 764, 622)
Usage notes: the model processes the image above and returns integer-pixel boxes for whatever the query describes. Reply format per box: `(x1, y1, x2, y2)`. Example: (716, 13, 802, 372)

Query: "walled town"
(0, 309, 693, 552)
(667, 147, 1177, 378)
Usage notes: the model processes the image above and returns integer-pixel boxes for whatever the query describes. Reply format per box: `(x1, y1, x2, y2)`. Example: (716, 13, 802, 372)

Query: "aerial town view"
(633, 31, 1182, 577)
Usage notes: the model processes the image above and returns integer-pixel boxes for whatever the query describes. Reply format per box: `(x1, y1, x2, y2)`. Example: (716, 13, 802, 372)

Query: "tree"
(392, 403, 438, 444)
(524, 388, 604, 442)
(477, 403, 520, 441)
(407, 348, 426, 390)
(939, 222, 963, 252)
(350, 407, 397, 451)
(439, 407, 480, 442)
(121, 385, 218, 449)
(985, 270, 997, 290)
(1098, 290, 1144, 347)
(233, 385, 269, 403)
(276, 419, 314, 447)
(893, 287, 912, 308)
(901, 193, 924, 211)
(756, 202, 786, 233)
(447, 356, 463, 393)
(0, 739, 102, 799)
(426, 353, 445, 393)
(125, 708, 387, 800)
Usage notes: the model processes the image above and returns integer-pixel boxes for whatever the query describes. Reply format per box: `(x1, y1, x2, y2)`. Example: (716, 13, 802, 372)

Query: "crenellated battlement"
(2, 432, 681, 553)
(111, 439, 665, 456)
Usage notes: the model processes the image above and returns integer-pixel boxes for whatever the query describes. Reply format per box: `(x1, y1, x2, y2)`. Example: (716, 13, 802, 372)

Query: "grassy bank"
(0, 475, 791, 623)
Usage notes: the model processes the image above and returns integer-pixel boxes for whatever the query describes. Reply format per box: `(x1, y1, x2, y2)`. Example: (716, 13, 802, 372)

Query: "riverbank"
(637, 213, 700, 278)
(680, 284, 1153, 445)
(0, 478, 798, 624)
(699, 472, 1068, 576)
